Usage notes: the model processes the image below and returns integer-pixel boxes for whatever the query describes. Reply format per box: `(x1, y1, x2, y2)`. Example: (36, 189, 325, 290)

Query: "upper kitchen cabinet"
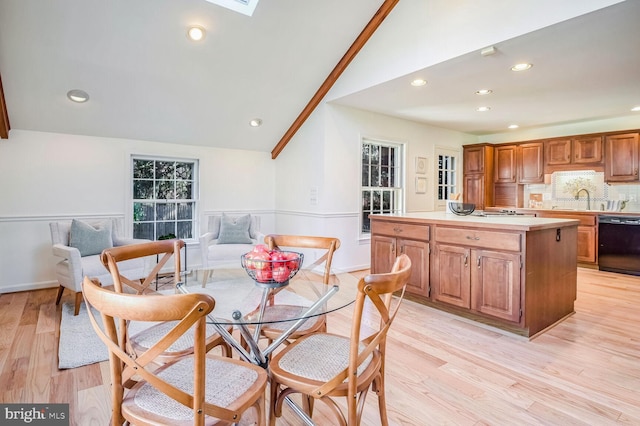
(545, 136, 603, 172)
(463, 144, 494, 209)
(517, 142, 544, 184)
(605, 133, 640, 182)
(494, 145, 516, 183)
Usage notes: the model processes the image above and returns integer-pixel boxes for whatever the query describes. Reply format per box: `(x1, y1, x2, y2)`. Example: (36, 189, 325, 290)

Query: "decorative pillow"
(216, 214, 252, 244)
(69, 219, 114, 256)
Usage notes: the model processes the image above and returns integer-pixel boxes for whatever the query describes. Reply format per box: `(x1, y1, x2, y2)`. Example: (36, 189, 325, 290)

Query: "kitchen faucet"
(575, 188, 591, 210)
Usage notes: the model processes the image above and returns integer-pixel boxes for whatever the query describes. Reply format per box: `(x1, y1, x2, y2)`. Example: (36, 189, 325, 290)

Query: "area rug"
(58, 301, 151, 369)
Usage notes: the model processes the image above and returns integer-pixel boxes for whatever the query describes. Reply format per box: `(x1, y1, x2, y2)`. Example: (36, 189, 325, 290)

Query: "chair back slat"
(101, 239, 184, 294)
(265, 234, 340, 284)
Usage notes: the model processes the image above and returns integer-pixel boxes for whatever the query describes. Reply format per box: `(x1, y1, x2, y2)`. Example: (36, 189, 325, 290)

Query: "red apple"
(272, 265, 290, 283)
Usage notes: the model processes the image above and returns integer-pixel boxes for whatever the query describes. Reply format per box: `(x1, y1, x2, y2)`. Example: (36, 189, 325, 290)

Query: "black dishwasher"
(598, 215, 640, 276)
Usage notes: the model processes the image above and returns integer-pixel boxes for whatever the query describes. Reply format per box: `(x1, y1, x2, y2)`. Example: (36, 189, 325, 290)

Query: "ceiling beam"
(271, 0, 399, 159)
(0, 73, 9, 139)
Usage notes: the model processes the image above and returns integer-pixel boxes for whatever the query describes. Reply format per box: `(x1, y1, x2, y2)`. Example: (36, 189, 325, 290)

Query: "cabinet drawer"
(371, 221, 429, 240)
(435, 227, 521, 251)
(536, 212, 596, 226)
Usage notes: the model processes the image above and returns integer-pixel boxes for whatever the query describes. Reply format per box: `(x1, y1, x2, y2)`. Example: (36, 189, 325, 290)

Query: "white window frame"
(360, 138, 404, 237)
(131, 155, 199, 242)
(435, 147, 461, 210)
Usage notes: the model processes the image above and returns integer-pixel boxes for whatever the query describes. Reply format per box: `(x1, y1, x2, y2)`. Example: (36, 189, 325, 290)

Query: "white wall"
(273, 104, 476, 273)
(0, 130, 276, 292)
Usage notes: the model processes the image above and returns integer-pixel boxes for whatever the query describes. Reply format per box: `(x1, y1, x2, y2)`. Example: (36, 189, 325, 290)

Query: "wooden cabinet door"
(576, 225, 596, 263)
(464, 146, 485, 174)
(605, 133, 639, 182)
(574, 136, 603, 164)
(494, 145, 516, 183)
(399, 239, 429, 296)
(371, 235, 395, 274)
(432, 244, 470, 308)
(463, 174, 485, 209)
(545, 139, 571, 166)
(518, 142, 544, 183)
(470, 250, 521, 323)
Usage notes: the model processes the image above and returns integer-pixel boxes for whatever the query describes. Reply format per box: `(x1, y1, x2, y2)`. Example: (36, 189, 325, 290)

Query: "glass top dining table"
(176, 267, 359, 368)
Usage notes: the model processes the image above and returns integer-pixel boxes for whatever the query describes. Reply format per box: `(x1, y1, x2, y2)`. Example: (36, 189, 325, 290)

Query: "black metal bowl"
(448, 202, 476, 216)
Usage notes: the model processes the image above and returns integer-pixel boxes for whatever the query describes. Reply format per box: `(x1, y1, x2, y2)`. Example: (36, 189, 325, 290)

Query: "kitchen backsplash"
(525, 171, 640, 212)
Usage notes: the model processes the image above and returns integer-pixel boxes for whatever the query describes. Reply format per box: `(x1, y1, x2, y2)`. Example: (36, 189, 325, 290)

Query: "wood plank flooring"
(1, 267, 639, 425)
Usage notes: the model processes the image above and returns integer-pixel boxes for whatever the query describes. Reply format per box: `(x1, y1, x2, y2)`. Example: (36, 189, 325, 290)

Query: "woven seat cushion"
(278, 333, 372, 381)
(130, 357, 259, 422)
(130, 321, 224, 352)
(258, 305, 322, 332)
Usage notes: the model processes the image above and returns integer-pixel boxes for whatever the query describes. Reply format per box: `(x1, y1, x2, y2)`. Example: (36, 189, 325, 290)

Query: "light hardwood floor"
(1, 267, 639, 425)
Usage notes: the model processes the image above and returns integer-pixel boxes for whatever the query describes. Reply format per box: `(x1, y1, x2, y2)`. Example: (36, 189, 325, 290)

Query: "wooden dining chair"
(101, 239, 231, 363)
(257, 234, 340, 342)
(268, 254, 412, 426)
(82, 277, 268, 426)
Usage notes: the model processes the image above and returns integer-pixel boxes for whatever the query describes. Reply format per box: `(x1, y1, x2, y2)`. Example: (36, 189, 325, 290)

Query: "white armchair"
(199, 213, 264, 287)
(50, 218, 150, 315)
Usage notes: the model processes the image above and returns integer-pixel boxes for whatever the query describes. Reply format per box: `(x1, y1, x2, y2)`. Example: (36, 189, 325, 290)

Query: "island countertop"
(370, 211, 579, 231)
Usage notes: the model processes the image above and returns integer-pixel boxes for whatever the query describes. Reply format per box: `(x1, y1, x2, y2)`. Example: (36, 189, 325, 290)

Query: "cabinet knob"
(393, 227, 403, 233)
(466, 235, 480, 241)
(464, 254, 468, 266)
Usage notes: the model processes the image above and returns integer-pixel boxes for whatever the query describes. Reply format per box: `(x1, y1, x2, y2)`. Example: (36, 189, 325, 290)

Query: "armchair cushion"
(216, 213, 253, 244)
(69, 219, 113, 256)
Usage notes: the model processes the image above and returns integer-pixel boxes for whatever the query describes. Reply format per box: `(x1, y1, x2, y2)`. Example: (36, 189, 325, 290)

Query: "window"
(436, 149, 459, 205)
(361, 139, 403, 234)
(132, 157, 198, 240)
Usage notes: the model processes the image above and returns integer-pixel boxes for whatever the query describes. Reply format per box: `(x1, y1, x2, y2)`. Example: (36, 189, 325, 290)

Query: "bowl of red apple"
(241, 245, 304, 287)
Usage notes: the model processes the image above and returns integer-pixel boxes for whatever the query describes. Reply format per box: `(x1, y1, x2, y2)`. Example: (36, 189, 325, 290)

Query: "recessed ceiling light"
(508, 124, 519, 129)
(249, 118, 262, 127)
(187, 26, 206, 41)
(511, 63, 532, 71)
(475, 89, 492, 95)
(632, 106, 640, 112)
(476, 106, 491, 112)
(66, 89, 89, 103)
(411, 78, 427, 87)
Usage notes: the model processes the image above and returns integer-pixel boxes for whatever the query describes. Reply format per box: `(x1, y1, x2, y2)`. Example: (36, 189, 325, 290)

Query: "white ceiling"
(0, 0, 638, 154)
(0, 0, 384, 152)
(332, 0, 640, 136)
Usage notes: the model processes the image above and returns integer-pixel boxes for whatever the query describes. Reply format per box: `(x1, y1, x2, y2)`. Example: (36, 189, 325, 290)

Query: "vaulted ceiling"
(0, 1, 638, 155)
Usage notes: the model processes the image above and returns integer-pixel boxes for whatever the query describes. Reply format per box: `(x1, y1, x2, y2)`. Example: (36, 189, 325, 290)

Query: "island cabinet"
(370, 213, 579, 338)
(535, 211, 597, 264)
(432, 227, 521, 323)
(370, 220, 430, 296)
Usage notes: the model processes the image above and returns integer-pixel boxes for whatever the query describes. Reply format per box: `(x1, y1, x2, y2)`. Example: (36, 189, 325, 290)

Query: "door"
(545, 139, 571, 166)
(605, 133, 639, 182)
(433, 244, 470, 308)
(371, 235, 395, 274)
(470, 250, 521, 322)
(399, 239, 430, 296)
(574, 136, 602, 164)
(463, 174, 485, 209)
(494, 145, 516, 183)
(518, 143, 544, 183)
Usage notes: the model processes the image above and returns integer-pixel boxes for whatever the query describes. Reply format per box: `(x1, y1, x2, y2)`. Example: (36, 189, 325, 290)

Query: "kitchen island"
(370, 212, 579, 338)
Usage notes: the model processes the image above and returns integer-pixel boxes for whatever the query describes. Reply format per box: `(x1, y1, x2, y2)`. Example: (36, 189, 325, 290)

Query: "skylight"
(204, 0, 259, 16)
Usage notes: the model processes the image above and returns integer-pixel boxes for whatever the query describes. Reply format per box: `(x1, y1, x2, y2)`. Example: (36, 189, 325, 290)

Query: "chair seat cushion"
(277, 333, 372, 382)
(128, 356, 260, 422)
(207, 242, 255, 263)
(130, 321, 226, 352)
